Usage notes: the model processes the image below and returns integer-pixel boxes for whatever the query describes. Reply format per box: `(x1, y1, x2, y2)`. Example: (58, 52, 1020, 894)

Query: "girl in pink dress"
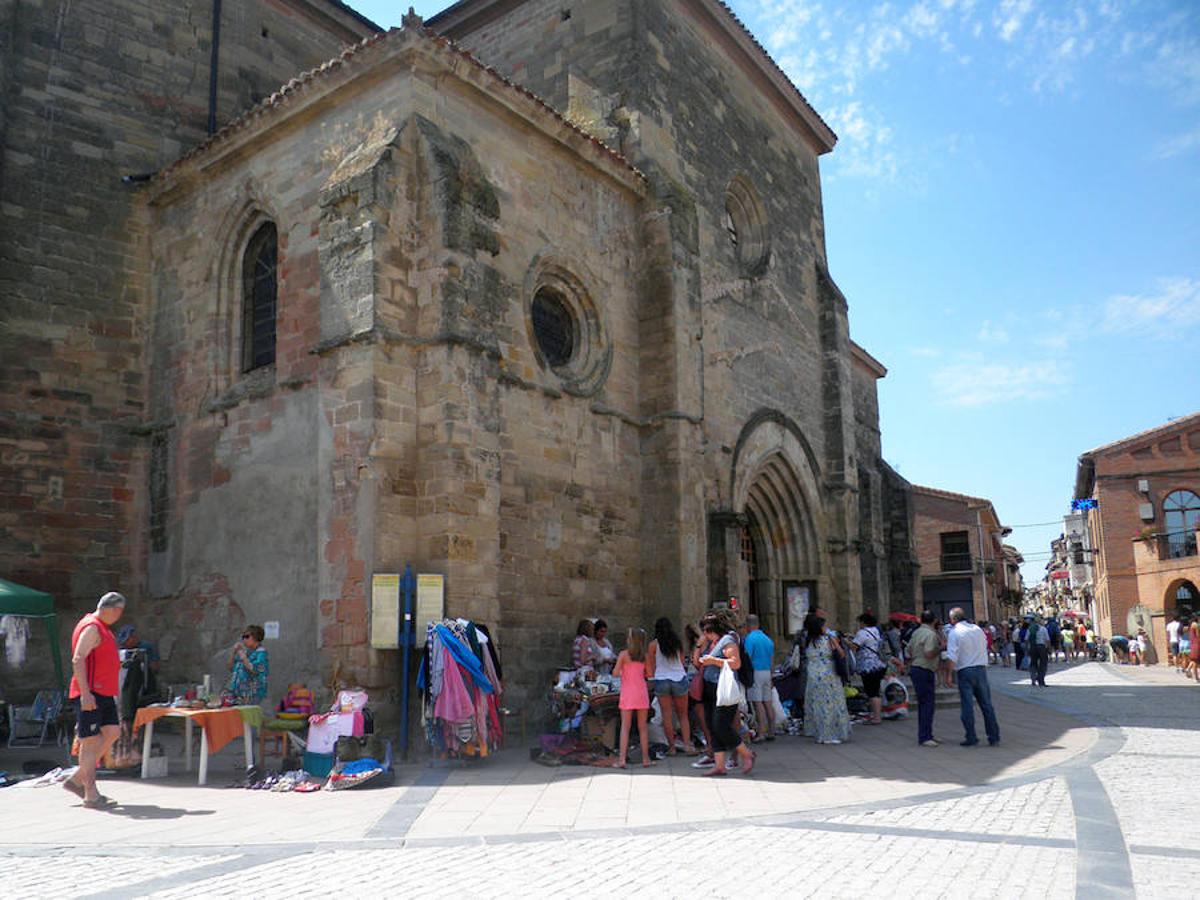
(614, 627, 652, 768)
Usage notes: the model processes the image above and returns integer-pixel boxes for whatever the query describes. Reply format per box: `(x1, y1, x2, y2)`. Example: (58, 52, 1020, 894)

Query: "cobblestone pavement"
(2, 661, 1197, 898)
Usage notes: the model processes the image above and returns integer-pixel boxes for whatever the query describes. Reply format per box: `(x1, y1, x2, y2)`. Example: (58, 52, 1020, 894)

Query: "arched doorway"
(737, 451, 821, 637)
(1169, 579, 1199, 616)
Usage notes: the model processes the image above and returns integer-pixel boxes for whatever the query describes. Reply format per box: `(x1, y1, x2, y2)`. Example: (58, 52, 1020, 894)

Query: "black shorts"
(72, 694, 119, 738)
(860, 669, 885, 699)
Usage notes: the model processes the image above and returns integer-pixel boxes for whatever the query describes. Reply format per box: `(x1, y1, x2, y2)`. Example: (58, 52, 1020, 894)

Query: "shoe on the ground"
(765, 734, 775, 742)
(691, 755, 714, 769)
(988, 739, 1001, 746)
(920, 739, 939, 747)
(823, 738, 842, 745)
(726, 757, 739, 769)
(960, 739, 979, 747)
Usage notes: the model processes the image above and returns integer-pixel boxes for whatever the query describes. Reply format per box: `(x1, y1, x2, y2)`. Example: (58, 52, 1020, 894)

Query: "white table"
(137, 707, 256, 785)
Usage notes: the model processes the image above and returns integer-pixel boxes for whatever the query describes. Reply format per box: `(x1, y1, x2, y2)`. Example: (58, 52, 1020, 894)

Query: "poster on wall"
(786, 584, 811, 635)
(370, 574, 400, 649)
(416, 574, 445, 646)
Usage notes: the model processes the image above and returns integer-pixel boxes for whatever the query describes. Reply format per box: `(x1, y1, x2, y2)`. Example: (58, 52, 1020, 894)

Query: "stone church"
(1, 0, 917, 714)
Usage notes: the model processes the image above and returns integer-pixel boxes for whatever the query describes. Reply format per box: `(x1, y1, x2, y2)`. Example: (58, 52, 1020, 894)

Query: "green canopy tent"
(0, 578, 67, 692)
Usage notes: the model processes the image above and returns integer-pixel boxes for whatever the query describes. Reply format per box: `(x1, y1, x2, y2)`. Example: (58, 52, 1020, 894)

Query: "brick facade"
(912, 486, 1010, 624)
(1075, 412, 1200, 660)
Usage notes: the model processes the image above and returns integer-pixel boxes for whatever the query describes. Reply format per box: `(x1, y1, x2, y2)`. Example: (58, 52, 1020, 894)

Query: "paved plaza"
(2, 661, 1197, 898)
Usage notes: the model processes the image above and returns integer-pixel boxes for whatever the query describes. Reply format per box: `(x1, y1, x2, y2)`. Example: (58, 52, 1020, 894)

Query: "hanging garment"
(1, 616, 31, 667)
(434, 649, 475, 723)
(434, 624, 494, 694)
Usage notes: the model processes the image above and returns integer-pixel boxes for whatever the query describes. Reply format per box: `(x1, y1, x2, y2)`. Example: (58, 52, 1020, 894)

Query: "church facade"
(1, 0, 916, 713)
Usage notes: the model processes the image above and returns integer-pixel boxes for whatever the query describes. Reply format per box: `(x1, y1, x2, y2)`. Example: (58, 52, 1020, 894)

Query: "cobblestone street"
(3, 661, 1197, 898)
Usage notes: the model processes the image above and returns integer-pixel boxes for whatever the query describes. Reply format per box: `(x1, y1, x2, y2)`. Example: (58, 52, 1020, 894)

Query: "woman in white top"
(646, 617, 695, 755)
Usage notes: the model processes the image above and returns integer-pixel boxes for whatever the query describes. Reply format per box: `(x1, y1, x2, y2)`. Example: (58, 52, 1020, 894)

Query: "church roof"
(428, 0, 838, 154)
(912, 484, 996, 510)
(154, 17, 643, 187)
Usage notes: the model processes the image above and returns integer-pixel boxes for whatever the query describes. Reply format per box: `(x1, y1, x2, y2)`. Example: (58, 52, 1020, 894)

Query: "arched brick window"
(1164, 489, 1200, 558)
(241, 222, 277, 371)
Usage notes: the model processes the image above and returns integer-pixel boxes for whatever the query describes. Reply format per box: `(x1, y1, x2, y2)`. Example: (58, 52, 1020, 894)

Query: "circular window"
(725, 176, 770, 277)
(524, 258, 611, 397)
(531, 287, 576, 367)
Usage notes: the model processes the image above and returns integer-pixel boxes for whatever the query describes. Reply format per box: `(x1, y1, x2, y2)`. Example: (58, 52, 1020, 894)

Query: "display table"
(134, 706, 264, 785)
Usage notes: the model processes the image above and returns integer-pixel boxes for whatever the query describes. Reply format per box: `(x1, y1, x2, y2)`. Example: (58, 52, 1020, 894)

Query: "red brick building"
(912, 486, 1014, 624)
(1074, 412, 1200, 659)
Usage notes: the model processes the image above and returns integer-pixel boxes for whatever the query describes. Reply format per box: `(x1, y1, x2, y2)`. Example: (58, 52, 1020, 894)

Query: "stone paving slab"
(0, 678, 1093, 851)
(7, 661, 1200, 898)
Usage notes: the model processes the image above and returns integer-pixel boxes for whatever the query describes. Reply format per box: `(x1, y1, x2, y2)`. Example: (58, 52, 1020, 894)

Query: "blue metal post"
(399, 564, 416, 760)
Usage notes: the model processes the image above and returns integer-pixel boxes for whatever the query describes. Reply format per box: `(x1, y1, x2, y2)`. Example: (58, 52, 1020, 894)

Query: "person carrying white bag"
(695, 613, 755, 777)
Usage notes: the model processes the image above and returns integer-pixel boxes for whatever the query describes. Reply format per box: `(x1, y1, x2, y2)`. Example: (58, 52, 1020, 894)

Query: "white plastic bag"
(716, 661, 741, 706)
(770, 686, 788, 724)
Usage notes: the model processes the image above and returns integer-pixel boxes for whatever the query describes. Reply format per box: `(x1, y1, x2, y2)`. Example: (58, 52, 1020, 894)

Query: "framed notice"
(786, 583, 811, 635)
(415, 574, 445, 646)
(370, 574, 400, 649)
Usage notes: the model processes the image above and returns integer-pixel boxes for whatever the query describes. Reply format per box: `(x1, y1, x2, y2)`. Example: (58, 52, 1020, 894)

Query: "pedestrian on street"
(946, 607, 1000, 747)
(1167, 613, 1182, 669)
(802, 613, 851, 745)
(613, 627, 652, 768)
(1026, 616, 1050, 688)
(850, 611, 889, 726)
(695, 614, 754, 775)
(742, 614, 776, 742)
(936, 618, 955, 688)
(646, 617, 694, 756)
(1013, 619, 1027, 671)
(64, 591, 127, 809)
(906, 609, 942, 747)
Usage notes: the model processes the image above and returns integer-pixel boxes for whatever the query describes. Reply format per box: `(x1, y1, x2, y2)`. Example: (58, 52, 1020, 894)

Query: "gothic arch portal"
(724, 412, 829, 636)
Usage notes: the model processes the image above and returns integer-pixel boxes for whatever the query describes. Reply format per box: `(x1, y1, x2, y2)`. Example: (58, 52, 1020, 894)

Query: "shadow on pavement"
(100, 804, 216, 820)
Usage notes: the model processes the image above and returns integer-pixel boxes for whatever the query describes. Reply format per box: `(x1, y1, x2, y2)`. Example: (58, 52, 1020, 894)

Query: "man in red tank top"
(64, 591, 126, 808)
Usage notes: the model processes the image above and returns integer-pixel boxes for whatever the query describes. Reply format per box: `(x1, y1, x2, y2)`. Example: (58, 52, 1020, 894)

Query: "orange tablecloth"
(133, 706, 263, 754)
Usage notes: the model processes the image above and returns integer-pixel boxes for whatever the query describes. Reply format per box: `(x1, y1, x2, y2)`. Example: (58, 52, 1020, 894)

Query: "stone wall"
(436, 0, 867, 633)
(0, 0, 372, 698)
(146, 30, 647, 713)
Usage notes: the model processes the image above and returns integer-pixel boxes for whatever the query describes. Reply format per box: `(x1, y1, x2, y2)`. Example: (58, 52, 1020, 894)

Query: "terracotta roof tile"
(912, 484, 996, 509)
(155, 22, 642, 184)
(1081, 410, 1200, 456)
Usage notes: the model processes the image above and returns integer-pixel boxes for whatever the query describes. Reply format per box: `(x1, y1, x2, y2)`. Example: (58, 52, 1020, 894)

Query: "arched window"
(241, 222, 277, 372)
(1164, 489, 1200, 558)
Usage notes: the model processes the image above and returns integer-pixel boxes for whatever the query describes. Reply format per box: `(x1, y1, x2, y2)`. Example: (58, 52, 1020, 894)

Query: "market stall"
(134, 704, 263, 785)
(417, 618, 504, 760)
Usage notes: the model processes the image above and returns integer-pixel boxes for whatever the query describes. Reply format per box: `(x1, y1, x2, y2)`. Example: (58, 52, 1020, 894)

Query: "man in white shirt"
(1167, 614, 1181, 668)
(946, 608, 1000, 747)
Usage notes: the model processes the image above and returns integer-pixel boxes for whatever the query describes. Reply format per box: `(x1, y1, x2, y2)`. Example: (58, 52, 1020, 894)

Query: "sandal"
(83, 795, 117, 809)
(62, 779, 85, 800)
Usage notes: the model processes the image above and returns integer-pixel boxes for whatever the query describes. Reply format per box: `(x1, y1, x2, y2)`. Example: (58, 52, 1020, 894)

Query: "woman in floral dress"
(803, 613, 851, 745)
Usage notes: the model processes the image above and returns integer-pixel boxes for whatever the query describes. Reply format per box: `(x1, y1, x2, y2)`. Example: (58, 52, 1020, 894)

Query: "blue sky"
(352, 1, 1199, 580)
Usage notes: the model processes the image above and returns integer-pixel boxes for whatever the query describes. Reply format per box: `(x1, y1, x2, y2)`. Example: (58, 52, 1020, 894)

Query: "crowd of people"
(573, 602, 1019, 771)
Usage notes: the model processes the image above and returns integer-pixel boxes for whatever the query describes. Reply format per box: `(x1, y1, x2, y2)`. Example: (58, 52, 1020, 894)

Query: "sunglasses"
(241, 633, 252, 639)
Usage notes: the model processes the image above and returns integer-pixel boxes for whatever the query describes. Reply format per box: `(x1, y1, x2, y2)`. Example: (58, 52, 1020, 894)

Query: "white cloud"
(978, 320, 1010, 344)
(910, 346, 942, 358)
(1101, 277, 1200, 334)
(994, 0, 1034, 42)
(933, 358, 1070, 407)
(822, 100, 899, 181)
(1155, 125, 1200, 159)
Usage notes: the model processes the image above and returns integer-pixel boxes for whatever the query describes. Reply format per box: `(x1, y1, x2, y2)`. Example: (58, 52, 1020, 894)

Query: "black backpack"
(736, 637, 755, 690)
